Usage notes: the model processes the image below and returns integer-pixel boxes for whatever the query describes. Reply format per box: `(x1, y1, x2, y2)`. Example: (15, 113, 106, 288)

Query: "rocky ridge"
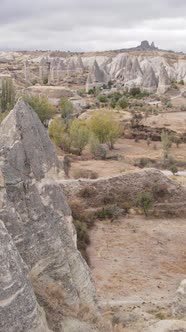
(21, 41, 186, 94)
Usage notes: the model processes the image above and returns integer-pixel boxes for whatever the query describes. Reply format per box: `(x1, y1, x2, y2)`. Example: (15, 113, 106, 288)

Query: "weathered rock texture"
(86, 60, 110, 92)
(172, 279, 186, 318)
(24, 45, 186, 94)
(157, 64, 171, 94)
(0, 99, 97, 331)
(0, 220, 52, 332)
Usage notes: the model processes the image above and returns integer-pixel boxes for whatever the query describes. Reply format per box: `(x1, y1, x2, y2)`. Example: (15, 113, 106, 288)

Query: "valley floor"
(88, 216, 186, 305)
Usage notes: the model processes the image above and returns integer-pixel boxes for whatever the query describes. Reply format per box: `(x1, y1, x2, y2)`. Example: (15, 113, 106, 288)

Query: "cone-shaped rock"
(0, 99, 97, 329)
(157, 63, 171, 94)
(142, 65, 158, 92)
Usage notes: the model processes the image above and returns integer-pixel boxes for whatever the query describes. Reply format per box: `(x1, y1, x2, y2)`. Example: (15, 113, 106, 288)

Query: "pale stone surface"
(172, 279, 186, 318)
(0, 99, 97, 330)
(157, 64, 171, 94)
(0, 220, 52, 332)
(142, 65, 158, 92)
(86, 60, 110, 92)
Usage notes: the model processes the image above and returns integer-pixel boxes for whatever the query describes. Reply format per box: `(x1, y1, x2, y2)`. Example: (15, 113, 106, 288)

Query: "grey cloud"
(1, 0, 186, 51)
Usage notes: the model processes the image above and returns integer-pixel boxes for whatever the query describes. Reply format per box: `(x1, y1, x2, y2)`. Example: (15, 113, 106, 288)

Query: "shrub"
(169, 164, 178, 175)
(89, 135, 108, 160)
(49, 118, 65, 147)
(73, 169, 98, 179)
(77, 89, 86, 97)
(109, 98, 117, 109)
(136, 192, 154, 217)
(79, 186, 96, 198)
(69, 119, 89, 155)
(48, 118, 71, 152)
(136, 157, 151, 168)
(96, 206, 115, 220)
(43, 78, 48, 85)
(97, 95, 108, 103)
(130, 87, 141, 96)
(24, 95, 55, 125)
(59, 97, 74, 122)
(117, 97, 128, 109)
(179, 79, 184, 85)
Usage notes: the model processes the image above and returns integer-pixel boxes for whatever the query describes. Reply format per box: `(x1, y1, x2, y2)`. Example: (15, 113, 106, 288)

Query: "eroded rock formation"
(0, 99, 97, 331)
(0, 220, 52, 332)
(86, 60, 110, 92)
(157, 64, 171, 94)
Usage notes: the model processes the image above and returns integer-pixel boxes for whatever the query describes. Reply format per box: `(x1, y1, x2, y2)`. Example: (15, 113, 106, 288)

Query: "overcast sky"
(1, 0, 186, 52)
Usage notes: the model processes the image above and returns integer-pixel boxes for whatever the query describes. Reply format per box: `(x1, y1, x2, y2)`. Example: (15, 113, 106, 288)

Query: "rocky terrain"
(0, 42, 186, 332)
(0, 99, 101, 332)
(1, 41, 186, 99)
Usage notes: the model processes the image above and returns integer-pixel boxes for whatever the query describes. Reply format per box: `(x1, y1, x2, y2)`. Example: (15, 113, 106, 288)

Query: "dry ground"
(141, 111, 186, 134)
(87, 216, 186, 305)
(70, 138, 186, 179)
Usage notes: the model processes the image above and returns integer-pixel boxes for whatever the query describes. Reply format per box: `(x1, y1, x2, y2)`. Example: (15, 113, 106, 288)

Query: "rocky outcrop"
(157, 64, 171, 94)
(142, 65, 158, 92)
(0, 220, 52, 332)
(172, 279, 186, 318)
(0, 99, 97, 330)
(86, 60, 110, 92)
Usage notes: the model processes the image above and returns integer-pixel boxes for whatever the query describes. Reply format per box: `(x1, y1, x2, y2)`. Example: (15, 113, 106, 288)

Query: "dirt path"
(87, 216, 186, 306)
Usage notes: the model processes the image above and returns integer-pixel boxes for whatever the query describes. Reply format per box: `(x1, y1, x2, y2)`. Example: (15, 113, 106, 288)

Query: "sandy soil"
(88, 216, 186, 305)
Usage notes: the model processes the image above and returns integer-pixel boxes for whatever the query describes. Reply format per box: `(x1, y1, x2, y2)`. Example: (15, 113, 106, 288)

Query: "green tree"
(49, 118, 65, 147)
(88, 111, 121, 149)
(70, 119, 90, 155)
(49, 118, 71, 152)
(59, 97, 74, 122)
(24, 95, 55, 125)
(161, 131, 172, 159)
(1, 77, 15, 112)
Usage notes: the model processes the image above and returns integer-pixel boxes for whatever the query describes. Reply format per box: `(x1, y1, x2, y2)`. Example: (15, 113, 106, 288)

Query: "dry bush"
(73, 168, 98, 179)
(79, 186, 97, 198)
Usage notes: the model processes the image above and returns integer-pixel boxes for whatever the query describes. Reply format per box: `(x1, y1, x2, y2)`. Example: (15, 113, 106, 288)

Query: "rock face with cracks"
(0, 99, 97, 331)
(0, 220, 52, 332)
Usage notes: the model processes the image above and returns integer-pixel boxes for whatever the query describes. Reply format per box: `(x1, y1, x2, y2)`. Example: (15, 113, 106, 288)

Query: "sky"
(1, 0, 186, 52)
